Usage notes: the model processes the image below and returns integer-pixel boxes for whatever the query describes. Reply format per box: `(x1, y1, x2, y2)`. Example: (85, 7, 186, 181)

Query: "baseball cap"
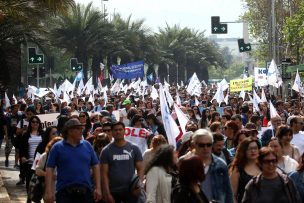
(123, 99, 131, 105)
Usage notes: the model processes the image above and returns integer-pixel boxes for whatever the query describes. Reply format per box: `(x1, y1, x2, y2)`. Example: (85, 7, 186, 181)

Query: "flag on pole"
(186, 73, 202, 96)
(174, 103, 189, 134)
(261, 88, 267, 102)
(175, 90, 182, 106)
(267, 59, 283, 88)
(269, 100, 280, 119)
(292, 69, 302, 92)
(159, 84, 180, 147)
(5, 92, 10, 108)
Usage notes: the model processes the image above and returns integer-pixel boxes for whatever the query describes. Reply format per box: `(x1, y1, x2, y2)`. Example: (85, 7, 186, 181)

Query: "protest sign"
(111, 61, 144, 79)
(254, 67, 268, 87)
(230, 77, 253, 92)
(124, 127, 150, 154)
(37, 113, 59, 129)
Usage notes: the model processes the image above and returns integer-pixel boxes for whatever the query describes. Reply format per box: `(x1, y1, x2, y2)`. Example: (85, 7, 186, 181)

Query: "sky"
(75, 0, 246, 38)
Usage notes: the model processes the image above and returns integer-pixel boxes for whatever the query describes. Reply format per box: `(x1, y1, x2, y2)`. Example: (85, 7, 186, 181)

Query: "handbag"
(28, 153, 48, 202)
(129, 174, 146, 203)
(28, 174, 45, 202)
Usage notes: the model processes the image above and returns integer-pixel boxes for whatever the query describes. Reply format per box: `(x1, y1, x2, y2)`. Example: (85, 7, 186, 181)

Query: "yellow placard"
(230, 77, 253, 92)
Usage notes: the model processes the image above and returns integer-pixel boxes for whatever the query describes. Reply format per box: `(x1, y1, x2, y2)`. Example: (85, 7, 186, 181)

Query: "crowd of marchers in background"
(1, 83, 304, 203)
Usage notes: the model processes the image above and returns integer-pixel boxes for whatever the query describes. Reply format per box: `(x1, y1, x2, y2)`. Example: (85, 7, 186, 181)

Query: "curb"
(0, 171, 10, 202)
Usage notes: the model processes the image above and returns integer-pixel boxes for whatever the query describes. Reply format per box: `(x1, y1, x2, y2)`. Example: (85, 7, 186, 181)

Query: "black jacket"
(20, 131, 44, 160)
(172, 184, 209, 203)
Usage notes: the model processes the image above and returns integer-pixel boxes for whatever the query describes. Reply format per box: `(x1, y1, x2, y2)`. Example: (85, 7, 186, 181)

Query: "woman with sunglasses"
(20, 116, 44, 202)
(276, 125, 301, 162)
(242, 147, 301, 203)
(289, 153, 304, 202)
(229, 137, 261, 203)
(78, 111, 92, 139)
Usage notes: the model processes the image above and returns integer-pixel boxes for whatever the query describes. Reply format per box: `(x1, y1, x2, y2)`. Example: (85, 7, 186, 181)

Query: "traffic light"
(32, 67, 37, 77)
(39, 67, 46, 77)
(237, 39, 251, 52)
(211, 16, 228, 34)
(70, 58, 83, 71)
(28, 47, 44, 64)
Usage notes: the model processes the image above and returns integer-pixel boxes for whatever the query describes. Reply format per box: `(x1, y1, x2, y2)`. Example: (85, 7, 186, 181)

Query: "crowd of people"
(1, 83, 304, 203)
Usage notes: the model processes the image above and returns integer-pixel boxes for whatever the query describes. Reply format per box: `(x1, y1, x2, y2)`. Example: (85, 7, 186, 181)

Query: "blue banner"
(110, 61, 144, 79)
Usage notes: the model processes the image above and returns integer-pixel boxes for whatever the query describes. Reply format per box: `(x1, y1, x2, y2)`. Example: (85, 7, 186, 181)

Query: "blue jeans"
(56, 186, 94, 203)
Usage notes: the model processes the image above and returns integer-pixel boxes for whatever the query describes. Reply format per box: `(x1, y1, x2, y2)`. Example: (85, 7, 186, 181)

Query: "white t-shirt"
(119, 108, 130, 126)
(291, 131, 304, 156)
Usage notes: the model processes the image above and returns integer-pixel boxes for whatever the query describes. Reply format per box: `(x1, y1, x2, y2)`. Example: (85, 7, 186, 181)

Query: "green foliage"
(209, 62, 244, 81)
(241, 0, 302, 62)
(283, 1, 304, 60)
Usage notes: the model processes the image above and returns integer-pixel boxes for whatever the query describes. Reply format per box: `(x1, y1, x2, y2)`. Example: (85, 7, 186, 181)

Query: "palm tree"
(51, 2, 104, 81)
(0, 0, 73, 95)
(156, 24, 227, 83)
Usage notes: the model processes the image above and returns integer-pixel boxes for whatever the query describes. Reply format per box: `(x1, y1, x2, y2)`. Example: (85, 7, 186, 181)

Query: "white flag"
(12, 94, 17, 103)
(239, 89, 246, 100)
(267, 59, 283, 88)
(269, 100, 280, 119)
(292, 69, 302, 92)
(159, 84, 180, 147)
(164, 87, 174, 107)
(212, 85, 224, 104)
(261, 88, 267, 102)
(218, 79, 229, 91)
(186, 73, 202, 96)
(195, 97, 200, 106)
(175, 90, 182, 106)
(253, 89, 262, 104)
(5, 92, 10, 108)
(150, 86, 158, 100)
(174, 103, 189, 134)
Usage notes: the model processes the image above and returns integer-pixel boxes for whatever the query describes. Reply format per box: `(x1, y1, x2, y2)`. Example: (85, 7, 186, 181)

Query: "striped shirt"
(28, 134, 42, 163)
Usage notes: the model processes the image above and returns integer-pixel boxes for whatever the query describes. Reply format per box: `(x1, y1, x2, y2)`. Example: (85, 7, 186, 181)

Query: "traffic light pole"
(36, 64, 40, 87)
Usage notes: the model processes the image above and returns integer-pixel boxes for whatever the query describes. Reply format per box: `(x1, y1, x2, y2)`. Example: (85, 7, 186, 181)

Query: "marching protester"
(268, 137, 298, 174)
(45, 118, 101, 203)
(3, 70, 304, 203)
(229, 137, 261, 203)
(242, 147, 301, 203)
(276, 125, 301, 162)
(145, 144, 178, 203)
(190, 129, 233, 203)
(19, 115, 44, 202)
(289, 153, 304, 202)
(100, 121, 144, 203)
(172, 155, 209, 203)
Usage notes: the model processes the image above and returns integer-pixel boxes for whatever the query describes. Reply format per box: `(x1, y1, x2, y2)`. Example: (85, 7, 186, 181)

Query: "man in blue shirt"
(45, 119, 101, 203)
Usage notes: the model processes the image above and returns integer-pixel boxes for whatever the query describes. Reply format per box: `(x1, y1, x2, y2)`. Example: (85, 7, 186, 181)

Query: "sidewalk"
(0, 144, 27, 203)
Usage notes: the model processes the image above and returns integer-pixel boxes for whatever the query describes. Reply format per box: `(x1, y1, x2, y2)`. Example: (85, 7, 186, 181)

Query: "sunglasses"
(31, 121, 39, 124)
(52, 131, 59, 135)
(262, 159, 278, 165)
(79, 115, 86, 118)
(197, 142, 213, 148)
(103, 129, 111, 132)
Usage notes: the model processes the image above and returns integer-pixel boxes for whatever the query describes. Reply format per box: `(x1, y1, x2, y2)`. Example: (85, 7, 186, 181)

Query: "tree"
(0, 0, 73, 95)
(156, 24, 227, 83)
(283, 1, 304, 63)
(51, 3, 105, 81)
(241, 0, 302, 62)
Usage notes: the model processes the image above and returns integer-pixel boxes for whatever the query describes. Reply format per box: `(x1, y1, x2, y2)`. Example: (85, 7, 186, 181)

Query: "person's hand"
(44, 191, 55, 203)
(131, 186, 141, 198)
(21, 157, 28, 163)
(93, 188, 102, 202)
(104, 193, 115, 203)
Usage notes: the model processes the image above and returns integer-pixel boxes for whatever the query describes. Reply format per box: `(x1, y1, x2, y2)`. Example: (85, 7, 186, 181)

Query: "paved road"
(0, 144, 27, 203)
